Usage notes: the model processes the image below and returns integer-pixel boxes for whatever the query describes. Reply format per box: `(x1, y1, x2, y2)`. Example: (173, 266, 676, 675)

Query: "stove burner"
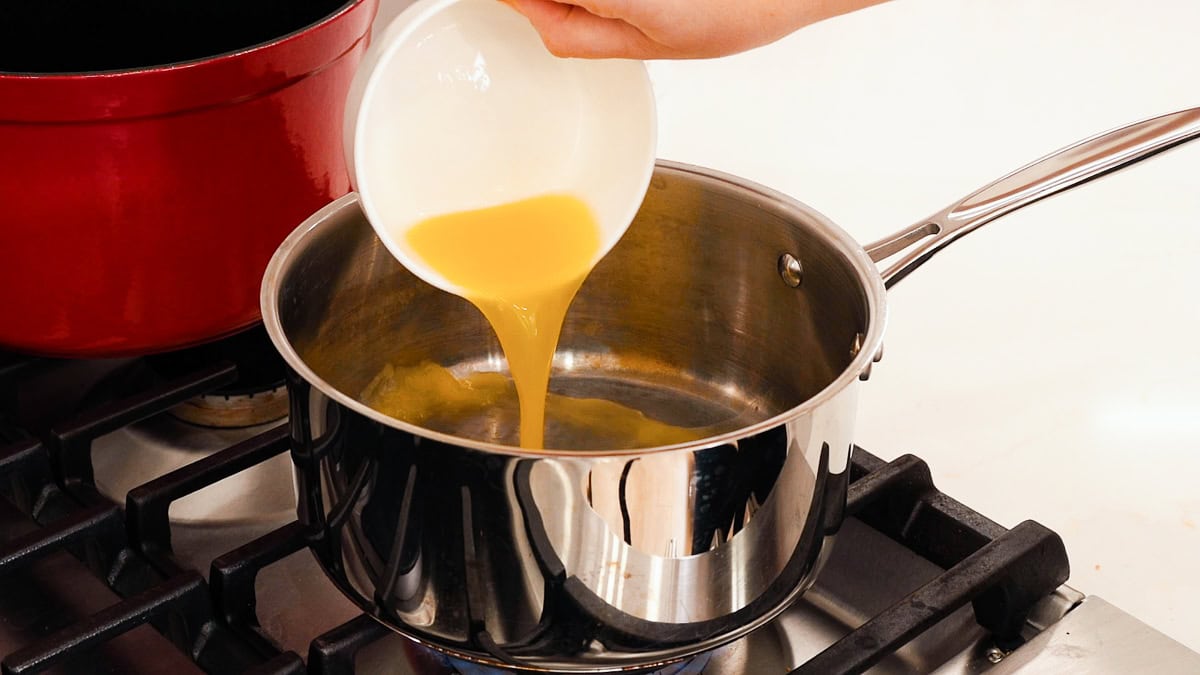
(146, 327, 290, 428)
(168, 384, 288, 428)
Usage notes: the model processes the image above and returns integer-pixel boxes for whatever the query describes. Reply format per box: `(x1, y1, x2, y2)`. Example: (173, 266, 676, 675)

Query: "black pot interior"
(0, 0, 354, 74)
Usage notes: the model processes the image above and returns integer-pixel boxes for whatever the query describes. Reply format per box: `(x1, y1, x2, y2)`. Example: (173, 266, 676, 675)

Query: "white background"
(376, 0, 1200, 653)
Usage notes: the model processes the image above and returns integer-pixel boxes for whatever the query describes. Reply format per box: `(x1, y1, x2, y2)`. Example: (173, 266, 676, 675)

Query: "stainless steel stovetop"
(1, 336, 1197, 674)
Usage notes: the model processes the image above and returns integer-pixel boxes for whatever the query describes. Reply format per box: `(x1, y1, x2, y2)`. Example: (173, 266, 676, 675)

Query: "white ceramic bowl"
(344, 0, 657, 296)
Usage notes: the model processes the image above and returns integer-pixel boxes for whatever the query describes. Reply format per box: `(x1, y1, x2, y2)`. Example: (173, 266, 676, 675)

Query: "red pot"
(0, 0, 378, 357)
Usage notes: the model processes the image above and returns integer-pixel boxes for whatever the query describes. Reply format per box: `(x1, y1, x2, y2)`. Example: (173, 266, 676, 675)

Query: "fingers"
(505, 0, 664, 59)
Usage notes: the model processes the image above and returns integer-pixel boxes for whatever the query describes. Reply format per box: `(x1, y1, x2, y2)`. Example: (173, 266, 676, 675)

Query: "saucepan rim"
(260, 159, 888, 458)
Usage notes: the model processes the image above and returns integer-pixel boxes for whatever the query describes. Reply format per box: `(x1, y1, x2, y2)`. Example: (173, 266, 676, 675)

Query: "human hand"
(504, 0, 887, 59)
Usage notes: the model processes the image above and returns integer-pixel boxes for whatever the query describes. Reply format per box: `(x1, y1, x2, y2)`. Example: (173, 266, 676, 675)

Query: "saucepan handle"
(866, 107, 1200, 287)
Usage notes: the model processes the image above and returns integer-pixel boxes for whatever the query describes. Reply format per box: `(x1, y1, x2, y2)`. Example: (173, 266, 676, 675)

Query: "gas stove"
(1, 331, 1197, 674)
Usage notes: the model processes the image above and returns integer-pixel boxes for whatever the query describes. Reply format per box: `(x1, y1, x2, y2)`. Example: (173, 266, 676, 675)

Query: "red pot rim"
(0, 0, 377, 122)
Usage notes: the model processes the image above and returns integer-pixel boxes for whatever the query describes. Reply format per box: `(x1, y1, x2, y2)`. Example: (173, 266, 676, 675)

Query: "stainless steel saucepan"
(261, 107, 1200, 672)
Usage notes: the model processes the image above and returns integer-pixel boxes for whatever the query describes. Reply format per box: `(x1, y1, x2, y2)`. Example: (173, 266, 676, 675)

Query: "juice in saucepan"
(363, 193, 706, 449)
(404, 193, 598, 450)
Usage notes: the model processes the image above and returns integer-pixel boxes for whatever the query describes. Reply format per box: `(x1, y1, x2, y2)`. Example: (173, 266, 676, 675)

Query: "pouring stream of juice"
(403, 193, 599, 449)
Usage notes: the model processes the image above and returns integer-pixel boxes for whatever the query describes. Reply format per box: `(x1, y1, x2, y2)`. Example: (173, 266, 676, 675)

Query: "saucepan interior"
(271, 161, 881, 452)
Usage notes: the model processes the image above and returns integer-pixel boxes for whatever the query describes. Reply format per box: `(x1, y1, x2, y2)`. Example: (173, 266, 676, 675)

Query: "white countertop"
(645, 0, 1200, 653)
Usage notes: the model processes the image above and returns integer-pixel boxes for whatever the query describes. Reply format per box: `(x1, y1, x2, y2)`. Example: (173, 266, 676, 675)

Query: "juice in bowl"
(347, 0, 683, 449)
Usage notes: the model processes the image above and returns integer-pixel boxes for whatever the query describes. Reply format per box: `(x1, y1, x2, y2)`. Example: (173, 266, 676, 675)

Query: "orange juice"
(360, 361, 712, 449)
(404, 193, 600, 448)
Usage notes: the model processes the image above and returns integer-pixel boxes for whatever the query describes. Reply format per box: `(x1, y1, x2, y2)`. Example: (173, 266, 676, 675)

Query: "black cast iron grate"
(0, 340, 1069, 675)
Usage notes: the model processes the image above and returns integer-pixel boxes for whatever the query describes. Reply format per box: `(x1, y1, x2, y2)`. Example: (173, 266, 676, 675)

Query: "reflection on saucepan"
(522, 424, 823, 627)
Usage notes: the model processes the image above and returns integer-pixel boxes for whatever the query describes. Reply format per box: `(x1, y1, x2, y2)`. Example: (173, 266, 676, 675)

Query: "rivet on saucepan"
(851, 333, 873, 381)
(778, 253, 803, 287)
(850, 333, 864, 358)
